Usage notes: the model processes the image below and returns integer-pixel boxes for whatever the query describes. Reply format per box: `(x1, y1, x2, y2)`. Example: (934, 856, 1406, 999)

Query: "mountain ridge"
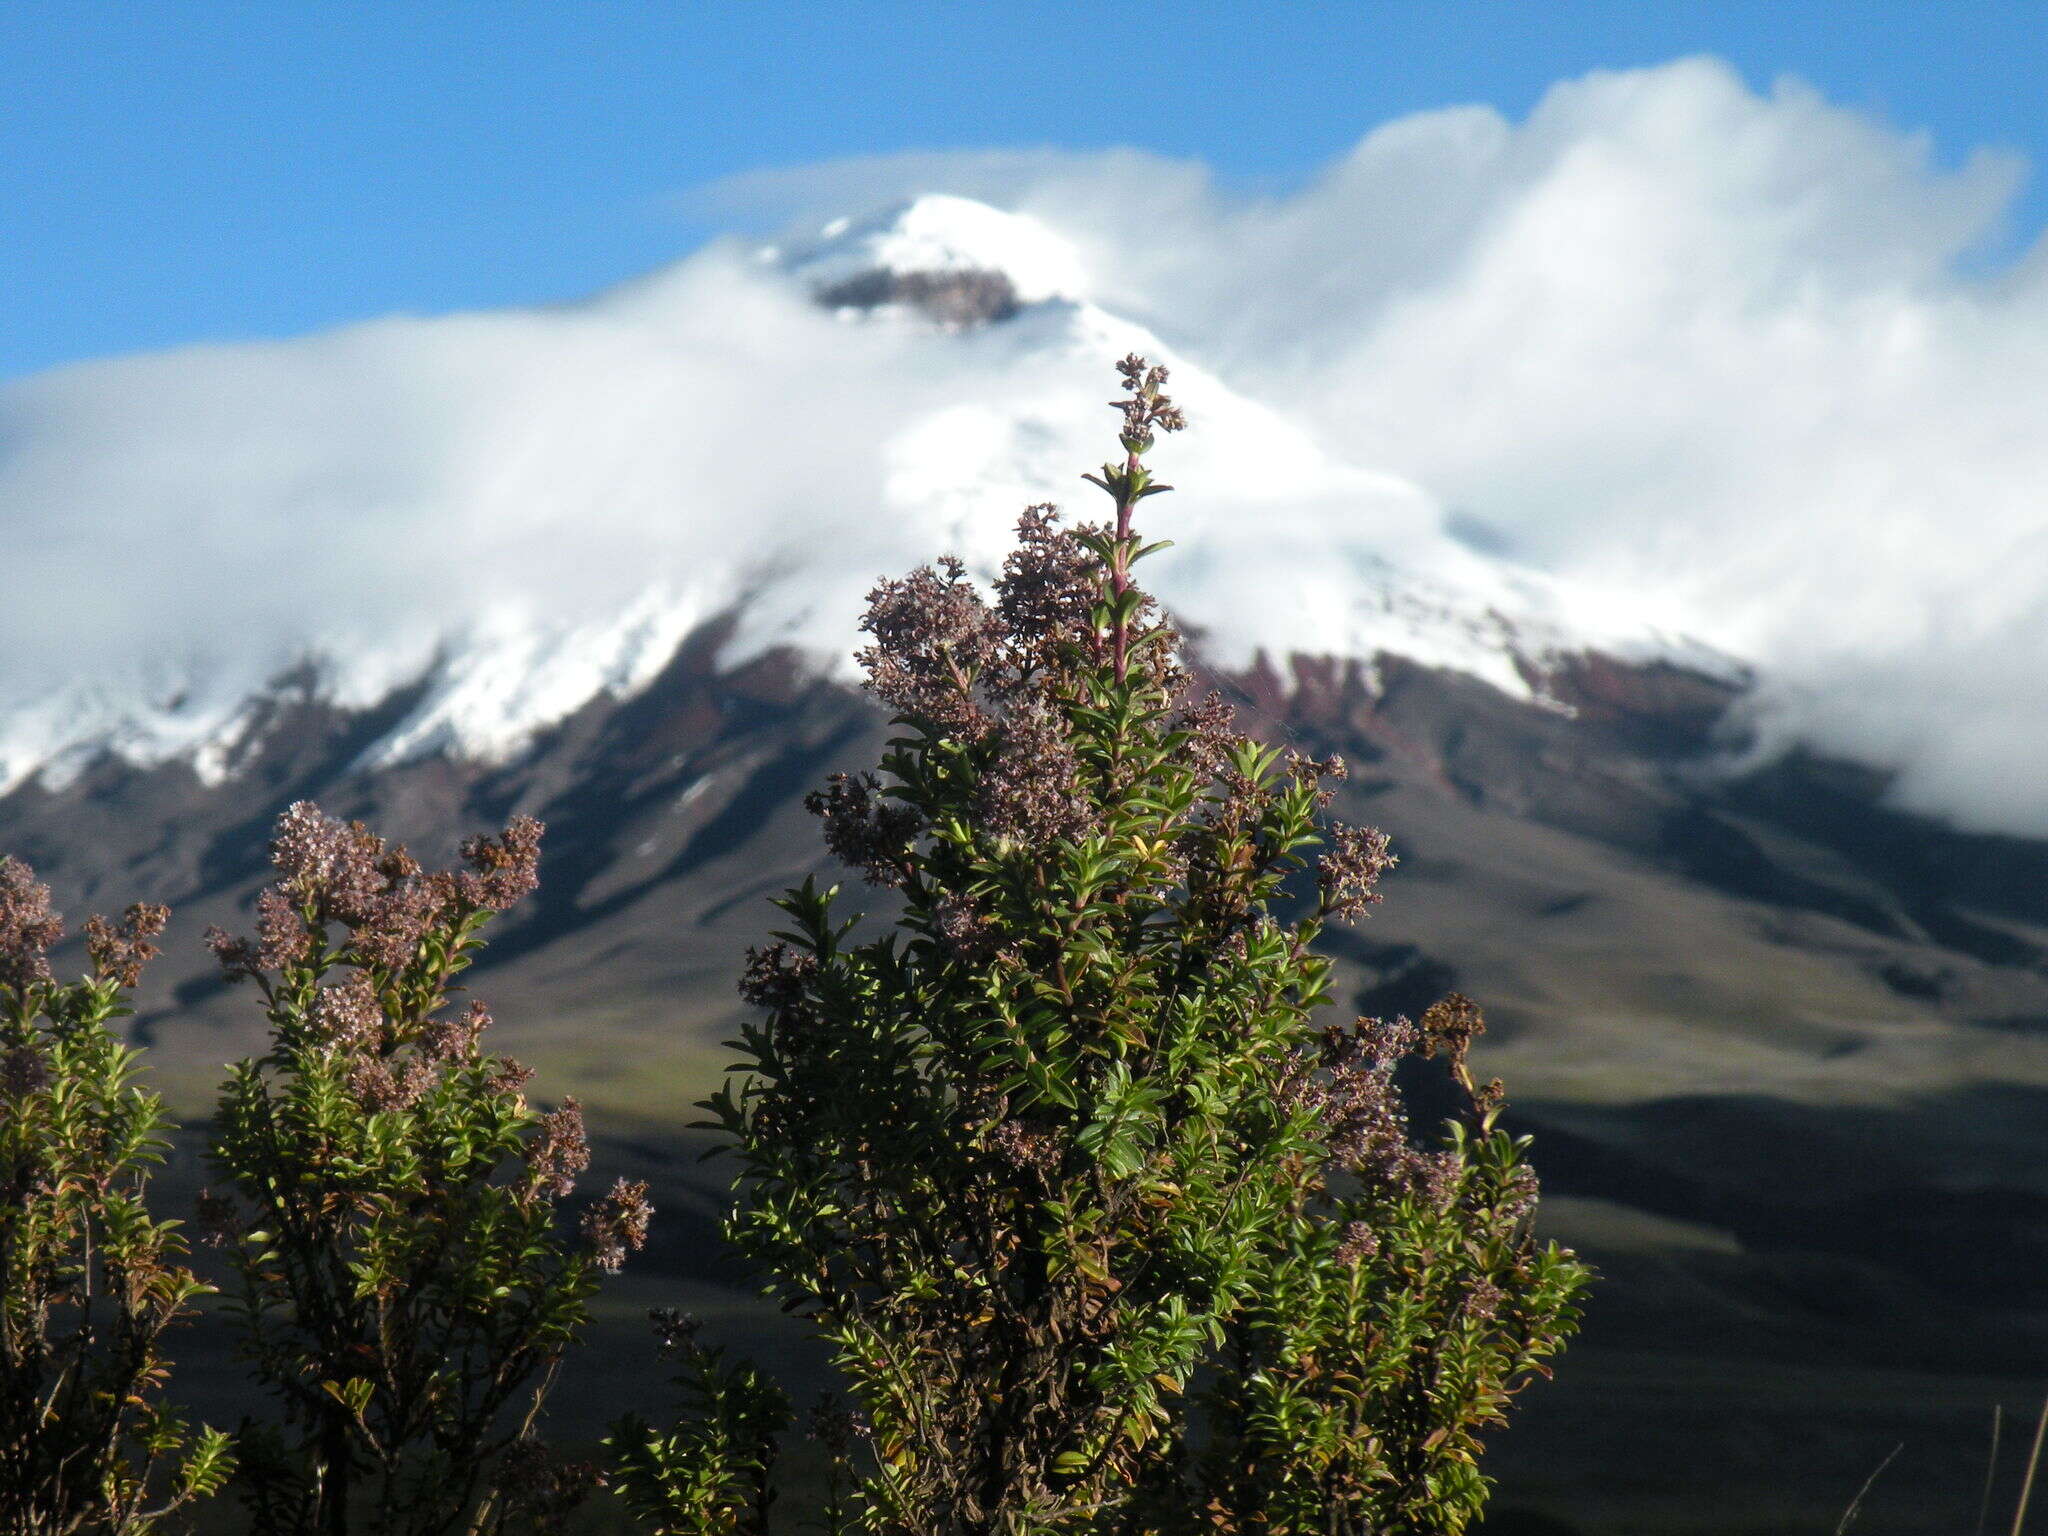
(0, 194, 1735, 805)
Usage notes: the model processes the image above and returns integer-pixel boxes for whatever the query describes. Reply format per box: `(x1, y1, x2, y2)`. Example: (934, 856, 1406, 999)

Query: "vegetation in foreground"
(1, 357, 1586, 1535)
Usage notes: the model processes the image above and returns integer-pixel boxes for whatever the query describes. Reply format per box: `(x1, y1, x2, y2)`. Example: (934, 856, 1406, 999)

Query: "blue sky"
(4, 1, 2044, 381)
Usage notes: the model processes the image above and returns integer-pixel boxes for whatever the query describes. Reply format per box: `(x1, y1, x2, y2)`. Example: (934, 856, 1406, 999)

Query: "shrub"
(701, 354, 1585, 1535)
(606, 1309, 791, 1536)
(202, 803, 650, 1536)
(0, 858, 234, 1534)
(1197, 996, 1591, 1534)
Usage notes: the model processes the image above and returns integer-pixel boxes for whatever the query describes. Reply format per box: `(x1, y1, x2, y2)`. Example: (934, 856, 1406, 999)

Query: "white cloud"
(709, 59, 2048, 833)
(5, 58, 2048, 832)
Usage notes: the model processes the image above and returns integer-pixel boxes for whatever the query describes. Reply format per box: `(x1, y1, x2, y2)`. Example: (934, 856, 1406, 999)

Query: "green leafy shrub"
(697, 355, 1585, 1535)
(1198, 995, 1590, 1534)
(202, 803, 650, 1536)
(606, 1309, 791, 1536)
(0, 858, 234, 1534)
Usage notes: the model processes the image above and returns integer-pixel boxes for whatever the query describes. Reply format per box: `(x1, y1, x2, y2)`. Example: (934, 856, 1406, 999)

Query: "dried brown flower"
(195, 1188, 242, 1248)
(1418, 992, 1485, 1073)
(738, 942, 818, 1011)
(83, 901, 168, 988)
(807, 1391, 862, 1456)
(489, 1057, 537, 1096)
(496, 1439, 605, 1533)
(458, 815, 545, 911)
(932, 892, 997, 960)
(1317, 823, 1396, 922)
(989, 1118, 1063, 1178)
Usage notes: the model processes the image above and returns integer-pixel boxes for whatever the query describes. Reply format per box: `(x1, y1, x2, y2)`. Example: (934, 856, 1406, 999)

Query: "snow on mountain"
(780, 194, 1090, 306)
(0, 193, 1723, 801)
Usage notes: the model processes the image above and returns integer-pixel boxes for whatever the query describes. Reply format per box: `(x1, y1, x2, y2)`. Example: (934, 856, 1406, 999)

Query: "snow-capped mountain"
(9, 191, 2048, 1536)
(0, 194, 1735, 803)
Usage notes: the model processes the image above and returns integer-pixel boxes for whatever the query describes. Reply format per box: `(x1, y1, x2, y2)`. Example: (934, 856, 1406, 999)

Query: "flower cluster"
(994, 503, 1102, 674)
(83, 902, 168, 989)
(738, 941, 818, 1011)
(204, 800, 647, 1532)
(1280, 1015, 1458, 1207)
(194, 1187, 242, 1248)
(988, 1117, 1063, 1178)
(807, 1390, 866, 1456)
(931, 893, 997, 960)
(525, 1098, 592, 1200)
(1316, 822, 1397, 922)
(459, 815, 545, 910)
(582, 1177, 655, 1274)
(0, 1039, 49, 1099)
(1111, 352, 1189, 453)
(497, 1438, 606, 1535)
(0, 856, 62, 992)
(205, 800, 544, 983)
(307, 972, 382, 1050)
(805, 772, 922, 888)
(973, 705, 1092, 846)
(857, 556, 1002, 743)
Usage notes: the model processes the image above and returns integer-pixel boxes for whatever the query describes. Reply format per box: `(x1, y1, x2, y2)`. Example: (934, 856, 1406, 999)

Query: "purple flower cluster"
(974, 707, 1092, 846)
(525, 1097, 592, 1200)
(309, 972, 383, 1051)
(931, 893, 997, 960)
(1280, 1016, 1459, 1207)
(858, 556, 1003, 744)
(1461, 1276, 1506, 1322)
(1333, 1220, 1380, 1266)
(805, 772, 922, 888)
(582, 1176, 654, 1273)
(0, 856, 62, 992)
(1174, 691, 1243, 780)
(206, 801, 544, 982)
(347, 1053, 438, 1114)
(459, 816, 545, 911)
(648, 1306, 703, 1354)
(2, 859, 171, 994)
(421, 999, 492, 1061)
(994, 503, 1103, 674)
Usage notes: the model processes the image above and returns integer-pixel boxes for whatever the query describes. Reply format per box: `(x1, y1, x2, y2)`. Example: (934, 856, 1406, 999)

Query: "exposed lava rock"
(814, 266, 1022, 326)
